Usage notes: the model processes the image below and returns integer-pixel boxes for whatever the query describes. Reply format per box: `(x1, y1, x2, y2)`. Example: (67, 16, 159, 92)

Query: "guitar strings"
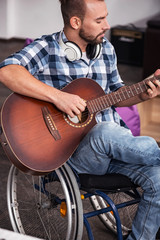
(46, 75, 154, 122)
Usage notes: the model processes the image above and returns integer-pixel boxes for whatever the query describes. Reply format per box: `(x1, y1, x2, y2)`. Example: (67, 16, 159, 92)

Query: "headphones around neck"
(59, 32, 102, 61)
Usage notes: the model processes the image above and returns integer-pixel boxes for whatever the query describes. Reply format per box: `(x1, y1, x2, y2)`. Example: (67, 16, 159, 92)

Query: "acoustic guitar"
(0, 76, 159, 175)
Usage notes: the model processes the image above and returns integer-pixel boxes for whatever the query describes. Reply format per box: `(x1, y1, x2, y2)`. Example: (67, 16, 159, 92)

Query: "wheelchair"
(7, 162, 141, 240)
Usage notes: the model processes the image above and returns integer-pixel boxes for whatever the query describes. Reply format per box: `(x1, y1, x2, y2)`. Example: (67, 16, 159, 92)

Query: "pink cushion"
(116, 105, 140, 136)
(24, 38, 33, 47)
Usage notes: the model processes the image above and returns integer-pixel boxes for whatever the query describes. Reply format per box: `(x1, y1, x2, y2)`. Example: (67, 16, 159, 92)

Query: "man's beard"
(79, 28, 105, 45)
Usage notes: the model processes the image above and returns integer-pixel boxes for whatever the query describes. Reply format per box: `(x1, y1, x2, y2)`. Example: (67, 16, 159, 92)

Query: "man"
(0, 0, 160, 239)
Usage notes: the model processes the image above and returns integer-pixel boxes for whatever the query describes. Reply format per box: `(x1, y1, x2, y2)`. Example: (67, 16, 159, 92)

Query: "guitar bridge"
(41, 107, 61, 141)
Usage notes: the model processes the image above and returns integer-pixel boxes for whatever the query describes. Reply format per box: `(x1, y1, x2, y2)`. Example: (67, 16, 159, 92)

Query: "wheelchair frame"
(7, 163, 141, 240)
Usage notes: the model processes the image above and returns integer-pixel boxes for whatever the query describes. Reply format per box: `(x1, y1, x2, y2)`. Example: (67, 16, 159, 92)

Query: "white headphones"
(59, 32, 102, 61)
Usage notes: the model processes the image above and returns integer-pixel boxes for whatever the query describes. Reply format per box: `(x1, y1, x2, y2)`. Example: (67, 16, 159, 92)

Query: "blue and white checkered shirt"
(0, 31, 124, 124)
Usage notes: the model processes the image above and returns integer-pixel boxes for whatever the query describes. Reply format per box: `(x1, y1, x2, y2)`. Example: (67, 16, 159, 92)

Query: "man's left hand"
(141, 69, 160, 100)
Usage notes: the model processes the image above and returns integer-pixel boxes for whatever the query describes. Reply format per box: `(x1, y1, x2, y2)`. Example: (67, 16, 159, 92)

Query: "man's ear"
(70, 16, 81, 30)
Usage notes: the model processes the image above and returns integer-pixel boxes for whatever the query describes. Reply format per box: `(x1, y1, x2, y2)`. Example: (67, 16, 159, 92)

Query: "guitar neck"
(87, 74, 160, 114)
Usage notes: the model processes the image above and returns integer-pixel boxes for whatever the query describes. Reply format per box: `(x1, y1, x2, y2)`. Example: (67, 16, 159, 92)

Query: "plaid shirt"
(0, 31, 124, 124)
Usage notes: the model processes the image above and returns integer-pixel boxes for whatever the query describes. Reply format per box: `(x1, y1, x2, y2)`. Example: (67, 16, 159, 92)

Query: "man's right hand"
(53, 91, 86, 118)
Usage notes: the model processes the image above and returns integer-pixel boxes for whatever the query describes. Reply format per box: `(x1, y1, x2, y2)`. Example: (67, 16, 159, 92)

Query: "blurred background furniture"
(111, 25, 145, 67)
(143, 14, 160, 79)
(137, 95, 160, 144)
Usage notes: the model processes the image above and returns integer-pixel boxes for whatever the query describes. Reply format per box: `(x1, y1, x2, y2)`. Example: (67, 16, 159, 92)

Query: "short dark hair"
(59, 0, 86, 26)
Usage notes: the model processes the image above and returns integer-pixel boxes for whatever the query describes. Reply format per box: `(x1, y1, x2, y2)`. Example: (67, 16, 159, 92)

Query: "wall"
(107, 0, 160, 28)
(0, 0, 9, 38)
(0, 0, 63, 39)
(0, 0, 160, 39)
(13, 0, 63, 39)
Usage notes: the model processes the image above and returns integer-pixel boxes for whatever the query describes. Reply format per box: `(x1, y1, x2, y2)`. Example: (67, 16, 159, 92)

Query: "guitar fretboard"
(87, 74, 160, 114)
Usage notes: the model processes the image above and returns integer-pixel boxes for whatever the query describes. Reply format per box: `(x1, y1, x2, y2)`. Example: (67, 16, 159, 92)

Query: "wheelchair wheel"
(90, 190, 140, 236)
(7, 163, 83, 240)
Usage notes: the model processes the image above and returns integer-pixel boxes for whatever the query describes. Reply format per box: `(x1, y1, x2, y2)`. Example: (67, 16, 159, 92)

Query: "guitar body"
(0, 78, 105, 175)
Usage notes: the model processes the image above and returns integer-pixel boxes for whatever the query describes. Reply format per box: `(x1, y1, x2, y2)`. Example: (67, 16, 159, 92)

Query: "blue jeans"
(68, 122, 160, 240)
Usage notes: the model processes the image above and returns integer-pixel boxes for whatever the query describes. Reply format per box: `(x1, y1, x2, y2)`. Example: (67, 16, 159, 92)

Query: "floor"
(0, 39, 143, 240)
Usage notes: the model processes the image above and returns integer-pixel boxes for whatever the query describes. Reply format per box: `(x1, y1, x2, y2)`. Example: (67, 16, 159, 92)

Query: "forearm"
(0, 65, 86, 117)
(0, 65, 60, 103)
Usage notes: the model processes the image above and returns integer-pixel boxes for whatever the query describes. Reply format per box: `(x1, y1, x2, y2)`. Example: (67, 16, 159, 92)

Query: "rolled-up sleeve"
(0, 39, 49, 77)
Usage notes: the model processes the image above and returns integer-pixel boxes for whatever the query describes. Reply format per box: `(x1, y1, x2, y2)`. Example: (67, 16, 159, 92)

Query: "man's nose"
(103, 19, 110, 31)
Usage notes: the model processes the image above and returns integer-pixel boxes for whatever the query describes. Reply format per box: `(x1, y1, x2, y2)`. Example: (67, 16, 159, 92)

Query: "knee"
(141, 136, 159, 149)
(90, 121, 127, 139)
(141, 167, 160, 194)
(138, 136, 160, 158)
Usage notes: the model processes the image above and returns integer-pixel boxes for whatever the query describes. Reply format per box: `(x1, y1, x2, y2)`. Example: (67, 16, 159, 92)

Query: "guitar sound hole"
(68, 107, 89, 124)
